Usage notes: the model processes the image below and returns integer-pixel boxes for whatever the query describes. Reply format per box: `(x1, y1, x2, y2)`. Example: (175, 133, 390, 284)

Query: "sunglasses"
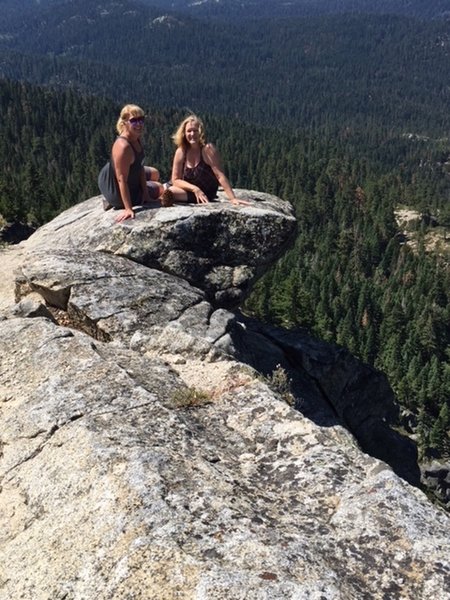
(129, 116, 145, 126)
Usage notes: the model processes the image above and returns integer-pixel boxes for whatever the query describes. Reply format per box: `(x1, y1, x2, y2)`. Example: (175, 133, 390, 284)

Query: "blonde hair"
(172, 114, 206, 150)
(116, 104, 145, 134)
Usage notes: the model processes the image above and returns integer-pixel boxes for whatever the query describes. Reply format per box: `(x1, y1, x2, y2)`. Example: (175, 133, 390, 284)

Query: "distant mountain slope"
(139, 0, 450, 20)
(1, 0, 448, 22)
(0, 1, 449, 135)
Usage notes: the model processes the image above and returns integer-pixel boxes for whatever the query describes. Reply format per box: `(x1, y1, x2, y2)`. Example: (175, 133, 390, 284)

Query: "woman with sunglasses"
(160, 114, 249, 207)
(99, 104, 165, 223)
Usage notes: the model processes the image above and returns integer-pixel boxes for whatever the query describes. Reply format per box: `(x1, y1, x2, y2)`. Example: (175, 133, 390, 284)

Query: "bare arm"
(203, 143, 250, 205)
(112, 139, 135, 222)
(170, 147, 186, 185)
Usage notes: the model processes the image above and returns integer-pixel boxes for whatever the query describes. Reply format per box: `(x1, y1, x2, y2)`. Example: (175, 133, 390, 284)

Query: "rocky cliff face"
(1, 191, 449, 600)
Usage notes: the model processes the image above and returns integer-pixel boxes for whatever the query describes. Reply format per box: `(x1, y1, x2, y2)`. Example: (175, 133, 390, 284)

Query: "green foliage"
(170, 387, 213, 409)
(264, 365, 296, 407)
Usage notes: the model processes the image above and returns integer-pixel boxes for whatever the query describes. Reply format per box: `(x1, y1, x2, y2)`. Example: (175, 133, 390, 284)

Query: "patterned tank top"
(183, 151, 219, 201)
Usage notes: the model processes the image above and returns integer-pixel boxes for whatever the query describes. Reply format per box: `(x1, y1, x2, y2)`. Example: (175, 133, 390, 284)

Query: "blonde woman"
(98, 104, 164, 222)
(161, 114, 249, 206)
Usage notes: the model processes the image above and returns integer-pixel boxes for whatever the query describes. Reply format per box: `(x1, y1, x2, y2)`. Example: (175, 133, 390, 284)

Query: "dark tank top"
(119, 136, 144, 204)
(183, 151, 218, 200)
(98, 137, 145, 208)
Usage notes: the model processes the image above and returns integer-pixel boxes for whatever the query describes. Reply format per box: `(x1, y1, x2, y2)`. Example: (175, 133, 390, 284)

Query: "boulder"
(24, 191, 297, 308)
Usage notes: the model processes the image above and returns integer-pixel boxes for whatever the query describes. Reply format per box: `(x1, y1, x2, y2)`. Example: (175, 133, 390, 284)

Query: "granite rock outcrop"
(1, 191, 449, 599)
(23, 190, 296, 308)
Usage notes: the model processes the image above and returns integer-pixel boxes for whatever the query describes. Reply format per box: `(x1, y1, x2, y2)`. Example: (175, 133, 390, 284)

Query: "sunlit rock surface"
(0, 193, 449, 599)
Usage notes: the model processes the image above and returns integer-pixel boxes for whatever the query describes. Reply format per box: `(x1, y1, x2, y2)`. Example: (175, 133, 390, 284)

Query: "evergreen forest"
(0, 0, 449, 463)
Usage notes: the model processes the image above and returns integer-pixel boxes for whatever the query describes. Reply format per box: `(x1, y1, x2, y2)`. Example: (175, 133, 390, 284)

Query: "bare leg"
(160, 185, 193, 207)
(144, 166, 161, 181)
(146, 181, 164, 200)
(164, 185, 189, 202)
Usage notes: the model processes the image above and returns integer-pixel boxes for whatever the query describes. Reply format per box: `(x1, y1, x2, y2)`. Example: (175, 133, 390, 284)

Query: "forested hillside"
(0, 2, 449, 135)
(0, 0, 448, 463)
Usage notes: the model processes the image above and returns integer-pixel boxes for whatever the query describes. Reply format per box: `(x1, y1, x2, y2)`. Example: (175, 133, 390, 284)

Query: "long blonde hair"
(116, 104, 145, 134)
(172, 114, 206, 150)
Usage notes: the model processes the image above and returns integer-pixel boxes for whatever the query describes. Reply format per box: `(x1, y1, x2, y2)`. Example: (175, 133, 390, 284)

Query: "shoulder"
(202, 142, 219, 162)
(113, 136, 129, 147)
(113, 136, 132, 154)
(112, 137, 134, 167)
(203, 142, 217, 154)
(173, 147, 185, 163)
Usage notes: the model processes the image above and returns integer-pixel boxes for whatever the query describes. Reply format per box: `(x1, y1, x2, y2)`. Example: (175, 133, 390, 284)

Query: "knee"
(147, 181, 164, 199)
(145, 166, 160, 181)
